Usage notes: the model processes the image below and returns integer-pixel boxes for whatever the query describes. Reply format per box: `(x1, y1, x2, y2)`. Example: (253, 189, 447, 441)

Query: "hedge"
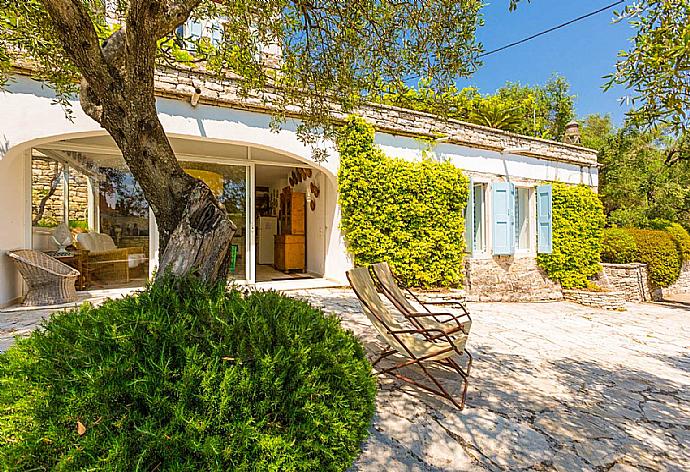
(338, 116, 469, 288)
(602, 225, 686, 287)
(627, 229, 682, 287)
(0, 276, 376, 470)
(648, 219, 690, 264)
(601, 227, 638, 264)
(536, 183, 606, 289)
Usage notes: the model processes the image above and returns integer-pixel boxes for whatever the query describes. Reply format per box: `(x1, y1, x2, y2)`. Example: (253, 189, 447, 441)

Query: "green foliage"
(537, 183, 606, 289)
(380, 75, 575, 140)
(585, 119, 690, 229)
(627, 229, 682, 288)
(606, 0, 690, 137)
(338, 116, 468, 288)
(0, 276, 376, 470)
(600, 227, 639, 264)
(648, 219, 690, 263)
(0, 0, 487, 140)
(68, 220, 88, 231)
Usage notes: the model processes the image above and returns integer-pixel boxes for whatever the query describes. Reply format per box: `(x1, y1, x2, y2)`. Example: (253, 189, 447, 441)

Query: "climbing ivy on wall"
(537, 183, 606, 289)
(337, 116, 469, 288)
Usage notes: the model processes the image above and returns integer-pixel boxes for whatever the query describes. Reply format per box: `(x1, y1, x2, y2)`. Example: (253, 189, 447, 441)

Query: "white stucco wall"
(375, 134, 599, 187)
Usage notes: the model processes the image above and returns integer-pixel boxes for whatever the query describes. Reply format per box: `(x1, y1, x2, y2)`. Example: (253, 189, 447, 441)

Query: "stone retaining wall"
(563, 289, 627, 311)
(662, 262, 690, 297)
(600, 263, 652, 302)
(465, 256, 563, 302)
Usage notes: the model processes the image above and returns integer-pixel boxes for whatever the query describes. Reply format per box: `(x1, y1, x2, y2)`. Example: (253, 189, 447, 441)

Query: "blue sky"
(456, 0, 635, 124)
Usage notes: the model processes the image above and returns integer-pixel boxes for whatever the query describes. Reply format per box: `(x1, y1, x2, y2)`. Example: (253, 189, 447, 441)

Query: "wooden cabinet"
(275, 188, 306, 272)
(274, 234, 305, 272)
(279, 191, 305, 235)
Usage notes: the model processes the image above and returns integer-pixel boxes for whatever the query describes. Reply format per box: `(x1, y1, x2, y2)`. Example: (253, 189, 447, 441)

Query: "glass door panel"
(181, 161, 248, 281)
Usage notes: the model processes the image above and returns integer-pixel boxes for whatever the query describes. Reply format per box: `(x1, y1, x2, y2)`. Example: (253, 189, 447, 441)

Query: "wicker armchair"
(8, 249, 80, 306)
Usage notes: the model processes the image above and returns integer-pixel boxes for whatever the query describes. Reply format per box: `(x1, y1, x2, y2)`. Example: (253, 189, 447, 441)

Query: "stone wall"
(661, 262, 690, 297)
(31, 157, 89, 226)
(465, 256, 563, 302)
(562, 289, 626, 311)
(600, 263, 653, 302)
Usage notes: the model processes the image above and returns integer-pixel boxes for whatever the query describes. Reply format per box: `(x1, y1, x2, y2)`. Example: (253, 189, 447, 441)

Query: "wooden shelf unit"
(275, 188, 306, 272)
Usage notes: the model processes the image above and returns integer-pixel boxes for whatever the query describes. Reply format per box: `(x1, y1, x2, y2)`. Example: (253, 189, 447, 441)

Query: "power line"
(479, 0, 626, 58)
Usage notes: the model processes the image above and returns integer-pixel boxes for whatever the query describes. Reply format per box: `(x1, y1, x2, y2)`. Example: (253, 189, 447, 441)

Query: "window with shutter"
(465, 179, 474, 254)
(537, 184, 553, 253)
(492, 182, 515, 255)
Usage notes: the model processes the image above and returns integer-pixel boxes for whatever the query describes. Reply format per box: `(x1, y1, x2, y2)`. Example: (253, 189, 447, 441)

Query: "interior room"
(254, 163, 323, 283)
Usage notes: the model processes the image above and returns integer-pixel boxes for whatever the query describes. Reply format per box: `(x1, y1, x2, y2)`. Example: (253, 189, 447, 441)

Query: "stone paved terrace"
(1, 289, 688, 471)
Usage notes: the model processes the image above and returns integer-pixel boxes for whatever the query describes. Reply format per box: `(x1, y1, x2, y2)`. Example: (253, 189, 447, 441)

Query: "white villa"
(0, 62, 598, 308)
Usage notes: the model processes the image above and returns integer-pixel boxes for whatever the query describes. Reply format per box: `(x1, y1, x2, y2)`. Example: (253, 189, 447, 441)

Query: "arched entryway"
(20, 131, 339, 290)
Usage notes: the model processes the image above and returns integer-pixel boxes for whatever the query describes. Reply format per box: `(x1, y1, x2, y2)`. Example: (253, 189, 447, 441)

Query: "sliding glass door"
(181, 161, 250, 281)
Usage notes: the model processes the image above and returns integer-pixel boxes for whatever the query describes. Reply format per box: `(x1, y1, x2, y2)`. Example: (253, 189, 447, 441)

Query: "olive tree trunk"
(41, 0, 236, 284)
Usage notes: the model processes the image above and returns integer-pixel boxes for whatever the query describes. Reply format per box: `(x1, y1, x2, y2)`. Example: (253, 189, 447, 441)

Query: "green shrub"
(338, 116, 469, 288)
(628, 229, 682, 287)
(648, 219, 690, 264)
(0, 276, 376, 471)
(537, 183, 606, 289)
(601, 227, 639, 264)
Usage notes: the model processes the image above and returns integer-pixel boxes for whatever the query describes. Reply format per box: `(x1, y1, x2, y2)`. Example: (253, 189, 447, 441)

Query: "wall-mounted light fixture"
(190, 87, 202, 107)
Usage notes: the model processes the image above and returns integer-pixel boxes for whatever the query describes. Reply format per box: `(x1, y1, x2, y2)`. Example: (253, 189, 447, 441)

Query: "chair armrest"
(88, 248, 129, 264)
(407, 311, 472, 324)
(124, 246, 145, 255)
(424, 300, 467, 307)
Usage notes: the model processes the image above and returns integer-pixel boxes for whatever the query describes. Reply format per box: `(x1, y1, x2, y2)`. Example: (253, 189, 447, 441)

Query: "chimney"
(563, 120, 581, 145)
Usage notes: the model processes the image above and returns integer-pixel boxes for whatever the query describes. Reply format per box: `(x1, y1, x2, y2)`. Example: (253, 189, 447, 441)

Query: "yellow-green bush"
(338, 116, 468, 288)
(536, 183, 606, 289)
(628, 229, 681, 287)
(649, 220, 690, 264)
(601, 227, 638, 264)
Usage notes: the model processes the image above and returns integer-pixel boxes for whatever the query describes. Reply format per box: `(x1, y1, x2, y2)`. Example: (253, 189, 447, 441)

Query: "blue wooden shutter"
(188, 20, 202, 39)
(492, 182, 515, 255)
(465, 178, 474, 255)
(537, 184, 553, 253)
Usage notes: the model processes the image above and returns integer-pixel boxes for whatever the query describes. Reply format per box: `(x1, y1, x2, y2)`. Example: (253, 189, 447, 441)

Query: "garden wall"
(562, 289, 626, 310)
(601, 262, 690, 301)
(662, 262, 690, 297)
(600, 263, 653, 302)
(465, 256, 563, 302)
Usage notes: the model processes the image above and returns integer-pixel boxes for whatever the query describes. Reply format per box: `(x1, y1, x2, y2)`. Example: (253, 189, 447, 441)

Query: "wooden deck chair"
(370, 262, 472, 338)
(347, 267, 472, 410)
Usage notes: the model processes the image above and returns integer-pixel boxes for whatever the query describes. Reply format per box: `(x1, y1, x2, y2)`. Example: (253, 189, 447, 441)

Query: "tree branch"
(39, 0, 115, 98)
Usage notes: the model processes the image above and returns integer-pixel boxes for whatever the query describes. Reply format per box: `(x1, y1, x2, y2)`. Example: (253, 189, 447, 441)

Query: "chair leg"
(371, 348, 396, 367)
(378, 355, 469, 411)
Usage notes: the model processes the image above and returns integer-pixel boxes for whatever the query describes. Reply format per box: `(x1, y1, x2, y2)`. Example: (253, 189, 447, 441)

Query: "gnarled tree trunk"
(41, 0, 235, 284)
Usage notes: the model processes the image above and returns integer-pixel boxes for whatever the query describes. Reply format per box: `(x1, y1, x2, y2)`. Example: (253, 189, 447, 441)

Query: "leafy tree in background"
(0, 0, 502, 284)
(581, 114, 690, 229)
(606, 0, 690, 164)
(380, 75, 575, 140)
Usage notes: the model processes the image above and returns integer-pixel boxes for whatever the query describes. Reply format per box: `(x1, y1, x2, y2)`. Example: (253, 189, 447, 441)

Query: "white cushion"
(77, 232, 118, 253)
(128, 253, 145, 269)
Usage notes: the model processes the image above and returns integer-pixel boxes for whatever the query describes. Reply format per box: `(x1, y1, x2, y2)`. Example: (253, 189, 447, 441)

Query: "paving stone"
(3, 287, 689, 469)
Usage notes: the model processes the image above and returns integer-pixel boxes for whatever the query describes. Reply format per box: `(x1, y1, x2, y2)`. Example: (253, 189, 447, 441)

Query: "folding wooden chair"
(370, 262, 472, 339)
(347, 267, 472, 410)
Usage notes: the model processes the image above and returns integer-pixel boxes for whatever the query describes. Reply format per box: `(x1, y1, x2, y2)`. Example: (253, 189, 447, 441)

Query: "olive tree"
(0, 0, 512, 283)
(606, 0, 690, 164)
